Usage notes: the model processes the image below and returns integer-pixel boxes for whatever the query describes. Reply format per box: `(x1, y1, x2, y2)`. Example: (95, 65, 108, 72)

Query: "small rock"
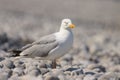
(38, 61, 47, 68)
(20, 75, 43, 80)
(0, 62, 4, 68)
(0, 57, 5, 62)
(14, 60, 25, 69)
(0, 50, 9, 57)
(85, 71, 96, 75)
(62, 54, 73, 62)
(25, 66, 41, 76)
(0, 73, 9, 80)
(98, 72, 119, 80)
(2, 59, 15, 69)
(13, 68, 24, 76)
(9, 75, 20, 80)
(108, 65, 120, 72)
(66, 67, 78, 72)
(75, 75, 84, 80)
(94, 73, 104, 78)
(84, 68, 97, 75)
(45, 75, 60, 80)
(71, 69, 84, 76)
(90, 44, 100, 54)
(87, 64, 106, 72)
(0, 68, 12, 79)
(92, 34, 110, 44)
(29, 68, 41, 76)
(83, 75, 97, 80)
(40, 68, 49, 75)
(44, 69, 63, 79)
(64, 71, 71, 76)
(25, 66, 37, 74)
(58, 74, 66, 80)
(59, 60, 69, 67)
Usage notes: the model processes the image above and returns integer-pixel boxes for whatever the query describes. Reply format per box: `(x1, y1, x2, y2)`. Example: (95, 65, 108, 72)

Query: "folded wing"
(20, 34, 59, 57)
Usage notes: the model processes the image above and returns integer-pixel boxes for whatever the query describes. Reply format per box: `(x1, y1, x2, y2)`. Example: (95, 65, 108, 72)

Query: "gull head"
(61, 19, 75, 29)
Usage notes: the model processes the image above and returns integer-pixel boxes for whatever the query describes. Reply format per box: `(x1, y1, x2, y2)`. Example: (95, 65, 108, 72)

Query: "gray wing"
(21, 34, 56, 50)
(20, 34, 59, 57)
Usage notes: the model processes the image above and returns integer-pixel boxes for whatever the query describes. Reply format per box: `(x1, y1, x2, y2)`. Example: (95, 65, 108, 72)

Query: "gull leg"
(52, 59, 56, 68)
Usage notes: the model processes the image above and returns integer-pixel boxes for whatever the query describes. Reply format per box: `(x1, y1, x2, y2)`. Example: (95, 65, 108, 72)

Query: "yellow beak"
(69, 24, 75, 28)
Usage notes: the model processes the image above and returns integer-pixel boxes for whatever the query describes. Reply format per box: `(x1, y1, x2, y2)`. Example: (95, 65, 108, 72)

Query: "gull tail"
(8, 49, 22, 57)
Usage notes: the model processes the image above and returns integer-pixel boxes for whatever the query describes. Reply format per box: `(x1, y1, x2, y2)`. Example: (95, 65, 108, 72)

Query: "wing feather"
(20, 34, 59, 57)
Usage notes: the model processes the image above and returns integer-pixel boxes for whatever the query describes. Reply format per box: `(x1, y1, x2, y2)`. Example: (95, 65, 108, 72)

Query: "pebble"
(0, 62, 4, 68)
(40, 68, 49, 75)
(38, 61, 47, 68)
(0, 73, 9, 80)
(8, 75, 20, 80)
(98, 72, 120, 80)
(0, 68, 12, 80)
(0, 50, 9, 58)
(83, 75, 97, 80)
(25, 65, 41, 76)
(85, 71, 96, 75)
(20, 75, 43, 80)
(71, 69, 84, 76)
(0, 57, 5, 62)
(87, 64, 106, 72)
(25, 65, 36, 73)
(28, 68, 41, 76)
(108, 65, 120, 72)
(45, 75, 60, 80)
(2, 59, 15, 69)
(14, 60, 25, 69)
(13, 67, 24, 76)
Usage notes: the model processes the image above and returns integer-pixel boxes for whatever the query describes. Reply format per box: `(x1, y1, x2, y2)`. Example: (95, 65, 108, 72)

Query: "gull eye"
(64, 22, 68, 25)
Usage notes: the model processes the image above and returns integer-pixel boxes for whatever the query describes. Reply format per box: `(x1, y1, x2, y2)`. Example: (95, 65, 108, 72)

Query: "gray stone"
(58, 74, 66, 80)
(98, 72, 120, 80)
(108, 65, 120, 72)
(13, 68, 24, 76)
(85, 71, 96, 75)
(38, 61, 47, 68)
(25, 66, 37, 74)
(71, 69, 84, 76)
(0, 68, 12, 78)
(2, 59, 15, 69)
(29, 69, 41, 76)
(65, 67, 79, 72)
(64, 71, 71, 76)
(0, 57, 5, 62)
(45, 75, 60, 80)
(19, 75, 43, 80)
(0, 50, 9, 58)
(87, 64, 106, 72)
(0, 68, 12, 79)
(40, 68, 49, 75)
(14, 60, 25, 69)
(62, 54, 73, 62)
(0, 62, 4, 68)
(26, 67, 41, 76)
(8, 75, 20, 80)
(83, 75, 97, 80)
(0, 73, 9, 80)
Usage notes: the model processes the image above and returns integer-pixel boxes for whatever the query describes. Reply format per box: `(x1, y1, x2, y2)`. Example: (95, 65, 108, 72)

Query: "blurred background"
(0, 0, 120, 35)
(0, 0, 120, 50)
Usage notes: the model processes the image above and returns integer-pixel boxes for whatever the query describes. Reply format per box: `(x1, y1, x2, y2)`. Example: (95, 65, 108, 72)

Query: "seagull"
(10, 19, 75, 68)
